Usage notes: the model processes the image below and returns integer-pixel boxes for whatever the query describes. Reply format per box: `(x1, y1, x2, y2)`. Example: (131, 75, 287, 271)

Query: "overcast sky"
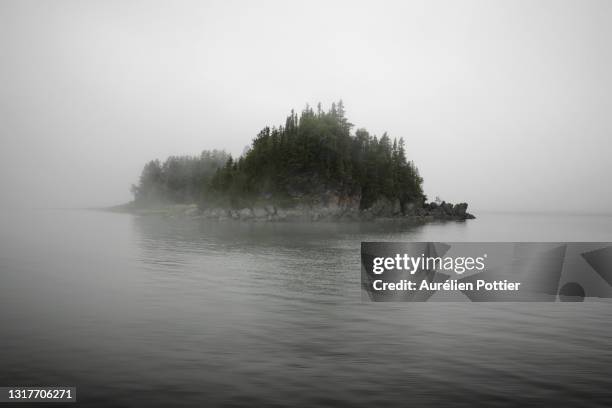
(1, 0, 611, 212)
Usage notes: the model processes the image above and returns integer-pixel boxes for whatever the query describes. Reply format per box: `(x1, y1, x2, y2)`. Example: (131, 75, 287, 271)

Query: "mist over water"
(2, 0, 612, 213)
(1, 0, 612, 406)
(2, 210, 612, 407)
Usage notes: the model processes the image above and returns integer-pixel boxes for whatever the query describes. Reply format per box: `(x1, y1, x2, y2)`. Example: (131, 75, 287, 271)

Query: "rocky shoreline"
(111, 195, 475, 222)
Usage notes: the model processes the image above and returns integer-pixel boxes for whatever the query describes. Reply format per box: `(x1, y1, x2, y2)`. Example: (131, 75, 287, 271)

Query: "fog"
(1, 0, 611, 212)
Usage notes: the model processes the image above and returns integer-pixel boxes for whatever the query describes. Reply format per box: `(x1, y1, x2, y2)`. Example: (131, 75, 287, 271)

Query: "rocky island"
(120, 102, 474, 222)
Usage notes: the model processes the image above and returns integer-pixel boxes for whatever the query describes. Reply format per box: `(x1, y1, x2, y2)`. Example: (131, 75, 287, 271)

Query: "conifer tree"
(133, 102, 425, 212)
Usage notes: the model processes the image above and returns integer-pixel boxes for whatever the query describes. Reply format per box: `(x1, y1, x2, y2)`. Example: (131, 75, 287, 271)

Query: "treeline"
(131, 150, 229, 204)
(132, 102, 425, 210)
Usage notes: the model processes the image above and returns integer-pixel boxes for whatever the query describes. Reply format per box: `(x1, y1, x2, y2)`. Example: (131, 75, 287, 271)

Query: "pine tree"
(133, 102, 425, 211)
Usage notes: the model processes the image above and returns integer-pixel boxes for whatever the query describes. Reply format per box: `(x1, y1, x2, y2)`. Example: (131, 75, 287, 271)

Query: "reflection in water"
(1, 210, 612, 406)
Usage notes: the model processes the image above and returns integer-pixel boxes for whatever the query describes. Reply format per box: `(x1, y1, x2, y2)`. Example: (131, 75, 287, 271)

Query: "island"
(117, 101, 475, 222)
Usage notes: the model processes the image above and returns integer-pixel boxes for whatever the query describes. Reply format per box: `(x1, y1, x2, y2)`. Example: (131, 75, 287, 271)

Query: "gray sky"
(1, 0, 611, 212)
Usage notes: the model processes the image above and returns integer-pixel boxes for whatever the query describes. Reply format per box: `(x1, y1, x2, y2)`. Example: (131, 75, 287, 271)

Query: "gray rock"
(238, 208, 253, 219)
(369, 198, 395, 216)
(252, 207, 267, 218)
(441, 202, 454, 215)
(454, 203, 468, 216)
(264, 204, 276, 215)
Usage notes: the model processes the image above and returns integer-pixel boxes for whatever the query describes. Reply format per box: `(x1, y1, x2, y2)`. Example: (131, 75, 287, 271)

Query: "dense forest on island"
(132, 101, 427, 213)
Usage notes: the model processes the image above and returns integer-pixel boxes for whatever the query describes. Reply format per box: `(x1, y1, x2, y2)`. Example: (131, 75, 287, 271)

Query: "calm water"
(1, 210, 612, 407)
